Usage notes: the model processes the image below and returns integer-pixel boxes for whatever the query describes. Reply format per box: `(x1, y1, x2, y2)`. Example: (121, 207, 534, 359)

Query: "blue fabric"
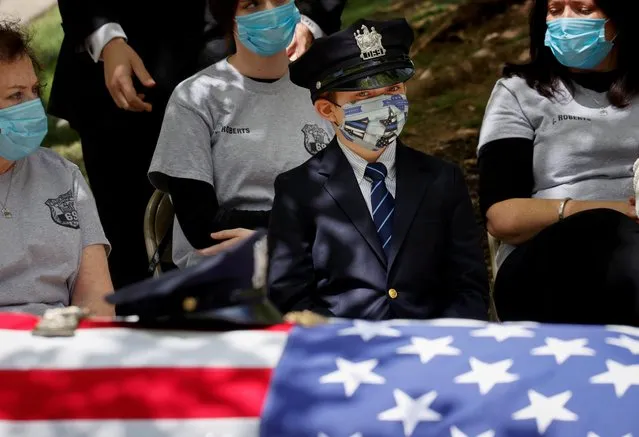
(260, 319, 639, 436)
(236, 1, 301, 57)
(365, 162, 395, 259)
(0, 99, 48, 161)
(544, 18, 613, 70)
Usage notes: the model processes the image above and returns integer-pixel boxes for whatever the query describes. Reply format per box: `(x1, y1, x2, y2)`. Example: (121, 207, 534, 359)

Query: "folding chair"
(143, 190, 176, 278)
(487, 232, 501, 322)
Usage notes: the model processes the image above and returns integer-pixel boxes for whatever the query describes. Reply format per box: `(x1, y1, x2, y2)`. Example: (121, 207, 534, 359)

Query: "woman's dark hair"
(209, 0, 241, 43)
(504, 0, 639, 108)
(0, 20, 40, 70)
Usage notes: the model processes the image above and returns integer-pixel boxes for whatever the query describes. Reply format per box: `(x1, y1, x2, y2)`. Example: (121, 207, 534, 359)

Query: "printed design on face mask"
(301, 124, 331, 155)
(341, 94, 409, 151)
(45, 189, 79, 230)
(354, 24, 386, 60)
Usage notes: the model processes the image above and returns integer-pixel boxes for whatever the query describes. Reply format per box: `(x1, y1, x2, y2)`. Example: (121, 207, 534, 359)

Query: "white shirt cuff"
(85, 23, 127, 63)
(300, 15, 325, 39)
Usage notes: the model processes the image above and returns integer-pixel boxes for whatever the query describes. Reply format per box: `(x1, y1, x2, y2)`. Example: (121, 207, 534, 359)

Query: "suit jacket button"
(388, 288, 398, 299)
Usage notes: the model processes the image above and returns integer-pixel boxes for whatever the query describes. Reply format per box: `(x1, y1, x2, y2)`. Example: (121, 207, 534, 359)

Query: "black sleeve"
(57, 0, 119, 45)
(296, 0, 347, 35)
(477, 137, 535, 220)
(166, 177, 273, 250)
(441, 165, 490, 321)
(166, 177, 220, 250)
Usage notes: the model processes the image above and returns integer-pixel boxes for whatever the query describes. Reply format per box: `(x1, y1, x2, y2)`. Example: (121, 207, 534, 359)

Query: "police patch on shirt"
(45, 189, 79, 230)
(302, 124, 331, 155)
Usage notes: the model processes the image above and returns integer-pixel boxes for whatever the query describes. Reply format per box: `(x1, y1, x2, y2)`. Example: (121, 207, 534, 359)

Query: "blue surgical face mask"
(0, 98, 48, 161)
(544, 18, 614, 70)
(337, 93, 409, 152)
(236, 1, 301, 57)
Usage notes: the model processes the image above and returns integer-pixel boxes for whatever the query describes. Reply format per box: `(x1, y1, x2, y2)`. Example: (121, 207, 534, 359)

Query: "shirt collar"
(336, 138, 397, 185)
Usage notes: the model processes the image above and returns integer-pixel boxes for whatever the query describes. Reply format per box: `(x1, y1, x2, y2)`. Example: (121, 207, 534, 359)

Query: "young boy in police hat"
(267, 18, 489, 321)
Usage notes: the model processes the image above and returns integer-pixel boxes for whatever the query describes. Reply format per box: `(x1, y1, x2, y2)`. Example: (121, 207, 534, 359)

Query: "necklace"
(0, 164, 16, 219)
(588, 91, 609, 116)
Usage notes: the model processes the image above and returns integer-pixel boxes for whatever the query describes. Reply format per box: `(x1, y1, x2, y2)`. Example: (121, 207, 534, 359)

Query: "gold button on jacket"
(388, 288, 398, 299)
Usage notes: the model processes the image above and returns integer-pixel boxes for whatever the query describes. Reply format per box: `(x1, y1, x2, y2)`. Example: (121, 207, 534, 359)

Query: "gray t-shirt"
(0, 148, 109, 315)
(149, 58, 333, 268)
(478, 76, 639, 267)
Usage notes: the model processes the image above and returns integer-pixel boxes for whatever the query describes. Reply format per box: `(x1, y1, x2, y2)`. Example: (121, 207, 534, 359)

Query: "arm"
(71, 169, 114, 316)
(477, 82, 635, 245)
(267, 175, 332, 316)
(57, 0, 118, 46)
(72, 245, 115, 316)
(441, 165, 490, 321)
(479, 139, 636, 245)
(166, 177, 271, 250)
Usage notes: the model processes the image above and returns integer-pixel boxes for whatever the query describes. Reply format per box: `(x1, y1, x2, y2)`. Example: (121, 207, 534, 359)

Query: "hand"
(287, 23, 314, 62)
(102, 38, 156, 112)
(197, 228, 255, 257)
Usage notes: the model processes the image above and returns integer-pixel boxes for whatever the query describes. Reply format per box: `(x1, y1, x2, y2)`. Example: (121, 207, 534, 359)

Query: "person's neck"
(0, 158, 14, 175)
(229, 44, 289, 80)
(336, 130, 384, 163)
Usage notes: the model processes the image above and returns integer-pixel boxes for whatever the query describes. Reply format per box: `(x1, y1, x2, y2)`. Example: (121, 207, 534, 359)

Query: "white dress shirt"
(337, 138, 397, 218)
(85, 13, 324, 63)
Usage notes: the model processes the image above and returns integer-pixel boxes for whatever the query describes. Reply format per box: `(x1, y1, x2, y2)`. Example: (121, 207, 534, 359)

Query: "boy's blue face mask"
(236, 1, 301, 57)
(544, 18, 615, 70)
(0, 98, 48, 161)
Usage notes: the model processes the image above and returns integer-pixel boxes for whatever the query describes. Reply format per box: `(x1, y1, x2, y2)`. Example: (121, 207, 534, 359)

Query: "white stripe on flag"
(0, 418, 259, 437)
(0, 328, 288, 369)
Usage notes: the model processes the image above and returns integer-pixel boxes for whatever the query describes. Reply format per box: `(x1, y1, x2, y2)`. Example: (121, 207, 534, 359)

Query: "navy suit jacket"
(267, 139, 490, 320)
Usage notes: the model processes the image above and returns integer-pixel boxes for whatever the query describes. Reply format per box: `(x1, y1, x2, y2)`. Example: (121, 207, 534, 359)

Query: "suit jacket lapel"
(388, 141, 435, 269)
(320, 140, 387, 267)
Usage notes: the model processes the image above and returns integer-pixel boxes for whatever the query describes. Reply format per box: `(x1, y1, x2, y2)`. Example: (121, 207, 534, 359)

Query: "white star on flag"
(587, 433, 633, 437)
(607, 325, 639, 338)
(377, 389, 442, 437)
(589, 360, 639, 397)
(530, 337, 596, 364)
(450, 425, 495, 437)
(511, 390, 578, 433)
(606, 335, 639, 355)
(318, 433, 363, 437)
(396, 336, 461, 364)
(319, 358, 386, 397)
(337, 320, 401, 341)
(470, 324, 535, 342)
(453, 357, 519, 395)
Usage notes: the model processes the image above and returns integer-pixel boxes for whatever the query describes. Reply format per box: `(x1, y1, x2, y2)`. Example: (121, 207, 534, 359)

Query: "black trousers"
(494, 209, 639, 326)
(77, 112, 164, 289)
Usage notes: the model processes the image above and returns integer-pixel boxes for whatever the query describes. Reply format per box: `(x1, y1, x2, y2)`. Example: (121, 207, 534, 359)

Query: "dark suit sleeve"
(57, 0, 120, 45)
(297, 0, 347, 35)
(441, 165, 491, 320)
(267, 174, 333, 317)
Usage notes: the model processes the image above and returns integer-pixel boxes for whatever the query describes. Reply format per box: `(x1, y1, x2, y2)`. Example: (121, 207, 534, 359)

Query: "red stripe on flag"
(0, 367, 272, 420)
(0, 312, 293, 332)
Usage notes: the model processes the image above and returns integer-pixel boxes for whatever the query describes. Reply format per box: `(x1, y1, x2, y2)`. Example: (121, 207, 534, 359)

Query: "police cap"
(106, 230, 283, 327)
(290, 18, 415, 100)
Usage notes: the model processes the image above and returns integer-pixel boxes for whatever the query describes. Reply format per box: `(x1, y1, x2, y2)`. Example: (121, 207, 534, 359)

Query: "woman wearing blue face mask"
(149, 0, 334, 269)
(477, 0, 639, 326)
(0, 22, 114, 317)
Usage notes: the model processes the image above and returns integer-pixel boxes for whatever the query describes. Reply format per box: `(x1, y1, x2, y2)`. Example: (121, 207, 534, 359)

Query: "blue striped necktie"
(364, 162, 395, 259)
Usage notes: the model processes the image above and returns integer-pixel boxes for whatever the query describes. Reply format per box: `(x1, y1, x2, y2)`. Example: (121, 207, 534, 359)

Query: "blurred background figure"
(47, 0, 346, 289)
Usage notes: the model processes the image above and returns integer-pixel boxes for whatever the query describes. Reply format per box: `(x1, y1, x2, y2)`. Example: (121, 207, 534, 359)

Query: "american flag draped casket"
(0, 313, 638, 437)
